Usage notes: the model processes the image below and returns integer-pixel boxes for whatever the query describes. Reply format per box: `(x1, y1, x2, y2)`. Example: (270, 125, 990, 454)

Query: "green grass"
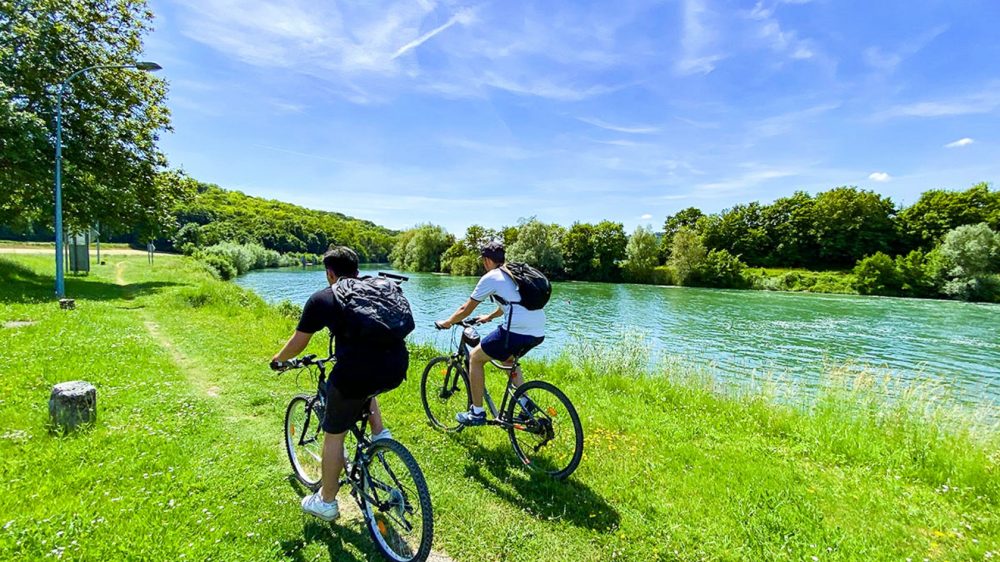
(1, 255, 998, 561)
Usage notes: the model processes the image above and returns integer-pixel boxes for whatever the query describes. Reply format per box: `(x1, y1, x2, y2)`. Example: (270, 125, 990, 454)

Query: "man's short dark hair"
(479, 240, 505, 264)
(323, 246, 359, 278)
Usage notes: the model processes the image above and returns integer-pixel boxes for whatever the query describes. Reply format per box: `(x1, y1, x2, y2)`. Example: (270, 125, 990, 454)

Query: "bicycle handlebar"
(377, 271, 409, 285)
(434, 318, 483, 330)
(270, 354, 336, 371)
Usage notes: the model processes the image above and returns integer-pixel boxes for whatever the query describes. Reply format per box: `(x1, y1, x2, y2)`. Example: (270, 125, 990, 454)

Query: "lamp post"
(54, 61, 162, 298)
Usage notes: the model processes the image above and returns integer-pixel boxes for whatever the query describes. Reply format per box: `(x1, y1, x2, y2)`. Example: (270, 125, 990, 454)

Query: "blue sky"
(145, 0, 1000, 233)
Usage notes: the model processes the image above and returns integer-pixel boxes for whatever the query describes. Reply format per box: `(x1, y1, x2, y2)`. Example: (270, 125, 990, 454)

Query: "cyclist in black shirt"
(271, 247, 408, 521)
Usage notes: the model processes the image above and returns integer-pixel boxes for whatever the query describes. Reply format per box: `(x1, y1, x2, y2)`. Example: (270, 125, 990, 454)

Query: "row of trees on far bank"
(389, 183, 1000, 302)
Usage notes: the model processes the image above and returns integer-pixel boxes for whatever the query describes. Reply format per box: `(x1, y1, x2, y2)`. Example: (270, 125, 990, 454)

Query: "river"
(236, 266, 1000, 404)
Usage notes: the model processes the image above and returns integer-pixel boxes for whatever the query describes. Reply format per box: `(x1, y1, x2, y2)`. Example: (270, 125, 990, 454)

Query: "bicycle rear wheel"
(358, 439, 433, 562)
(506, 381, 584, 480)
(420, 356, 470, 431)
(284, 394, 323, 490)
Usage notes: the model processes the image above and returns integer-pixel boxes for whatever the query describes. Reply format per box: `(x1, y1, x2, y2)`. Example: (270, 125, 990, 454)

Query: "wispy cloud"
(577, 117, 660, 134)
(868, 171, 891, 182)
(676, 0, 724, 75)
(698, 167, 799, 192)
(945, 137, 975, 148)
(746, 103, 840, 139)
(875, 85, 1000, 119)
(640, 213, 653, 219)
(747, 1, 816, 60)
(863, 25, 947, 73)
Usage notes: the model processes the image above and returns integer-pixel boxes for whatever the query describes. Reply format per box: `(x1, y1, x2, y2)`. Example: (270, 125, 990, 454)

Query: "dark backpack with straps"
(499, 263, 551, 310)
(333, 276, 415, 342)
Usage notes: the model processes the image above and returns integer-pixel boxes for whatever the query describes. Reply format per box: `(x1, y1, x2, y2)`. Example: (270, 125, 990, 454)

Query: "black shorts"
(322, 383, 375, 434)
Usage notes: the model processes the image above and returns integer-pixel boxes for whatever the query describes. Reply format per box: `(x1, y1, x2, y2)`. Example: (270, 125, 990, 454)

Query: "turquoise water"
(236, 266, 1000, 403)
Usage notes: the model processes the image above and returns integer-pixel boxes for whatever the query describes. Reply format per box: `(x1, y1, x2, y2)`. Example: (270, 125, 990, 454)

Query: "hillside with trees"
(390, 183, 1000, 302)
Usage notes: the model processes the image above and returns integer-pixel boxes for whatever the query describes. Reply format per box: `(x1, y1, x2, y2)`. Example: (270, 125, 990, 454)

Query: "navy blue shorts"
(480, 327, 544, 361)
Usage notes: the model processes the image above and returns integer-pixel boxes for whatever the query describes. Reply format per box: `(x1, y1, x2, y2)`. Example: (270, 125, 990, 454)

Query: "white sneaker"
(371, 428, 393, 441)
(301, 491, 340, 522)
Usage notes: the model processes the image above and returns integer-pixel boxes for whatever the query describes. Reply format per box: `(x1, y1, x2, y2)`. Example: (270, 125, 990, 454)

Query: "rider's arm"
(440, 298, 480, 328)
(483, 305, 503, 322)
(272, 330, 312, 362)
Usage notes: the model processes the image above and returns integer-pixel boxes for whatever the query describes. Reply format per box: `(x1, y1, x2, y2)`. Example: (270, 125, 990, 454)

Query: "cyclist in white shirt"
(436, 241, 545, 426)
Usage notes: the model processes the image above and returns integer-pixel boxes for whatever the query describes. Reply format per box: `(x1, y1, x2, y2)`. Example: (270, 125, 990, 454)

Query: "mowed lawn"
(0, 254, 997, 561)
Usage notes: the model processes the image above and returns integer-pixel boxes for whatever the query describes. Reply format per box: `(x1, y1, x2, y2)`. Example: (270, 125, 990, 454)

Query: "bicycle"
(421, 319, 583, 480)
(280, 353, 433, 562)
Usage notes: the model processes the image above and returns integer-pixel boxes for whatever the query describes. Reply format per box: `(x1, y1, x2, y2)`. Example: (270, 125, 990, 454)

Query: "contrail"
(391, 9, 472, 60)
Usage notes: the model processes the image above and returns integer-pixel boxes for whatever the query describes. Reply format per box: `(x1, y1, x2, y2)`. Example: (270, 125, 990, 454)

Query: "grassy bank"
(1, 255, 997, 561)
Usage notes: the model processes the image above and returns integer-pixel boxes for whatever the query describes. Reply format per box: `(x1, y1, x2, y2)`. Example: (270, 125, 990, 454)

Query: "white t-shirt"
(470, 268, 546, 338)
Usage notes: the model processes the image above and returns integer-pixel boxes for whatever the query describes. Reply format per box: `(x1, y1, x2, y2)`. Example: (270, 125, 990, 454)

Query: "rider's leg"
(469, 344, 490, 408)
(320, 431, 347, 502)
(368, 397, 385, 435)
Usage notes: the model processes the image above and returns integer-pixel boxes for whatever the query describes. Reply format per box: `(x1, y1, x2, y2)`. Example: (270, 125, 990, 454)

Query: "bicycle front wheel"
(420, 356, 470, 431)
(359, 439, 433, 562)
(506, 380, 584, 480)
(284, 394, 323, 490)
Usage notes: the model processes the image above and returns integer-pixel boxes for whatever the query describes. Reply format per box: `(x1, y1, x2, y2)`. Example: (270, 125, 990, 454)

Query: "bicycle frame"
(449, 329, 524, 430)
(293, 358, 412, 527)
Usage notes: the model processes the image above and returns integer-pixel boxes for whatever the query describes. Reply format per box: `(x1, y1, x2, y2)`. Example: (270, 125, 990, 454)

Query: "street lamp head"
(135, 61, 162, 72)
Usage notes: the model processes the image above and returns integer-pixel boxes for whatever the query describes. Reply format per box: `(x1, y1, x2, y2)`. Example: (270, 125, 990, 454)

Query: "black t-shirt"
(297, 286, 408, 399)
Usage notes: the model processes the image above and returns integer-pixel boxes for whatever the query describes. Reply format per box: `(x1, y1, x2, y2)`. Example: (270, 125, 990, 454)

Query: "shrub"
(894, 250, 936, 297)
(275, 299, 303, 320)
(853, 252, 902, 296)
(199, 253, 237, 280)
(691, 249, 747, 288)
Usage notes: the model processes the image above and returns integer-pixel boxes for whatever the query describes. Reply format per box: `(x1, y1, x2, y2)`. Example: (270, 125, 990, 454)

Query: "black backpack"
(333, 276, 415, 342)
(499, 263, 551, 310)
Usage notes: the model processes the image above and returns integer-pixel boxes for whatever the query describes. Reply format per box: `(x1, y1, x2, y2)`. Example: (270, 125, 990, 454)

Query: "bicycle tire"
(284, 394, 323, 490)
(358, 439, 434, 562)
(420, 356, 470, 432)
(506, 380, 584, 480)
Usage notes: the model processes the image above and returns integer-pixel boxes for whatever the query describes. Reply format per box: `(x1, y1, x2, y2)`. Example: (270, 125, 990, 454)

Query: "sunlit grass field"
(0, 254, 997, 561)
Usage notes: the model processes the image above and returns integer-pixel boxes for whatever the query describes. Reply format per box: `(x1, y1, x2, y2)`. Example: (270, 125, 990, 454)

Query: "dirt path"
(114, 261, 127, 286)
(142, 319, 221, 398)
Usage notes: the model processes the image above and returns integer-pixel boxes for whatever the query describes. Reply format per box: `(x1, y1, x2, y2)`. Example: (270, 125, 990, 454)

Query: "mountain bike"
(279, 353, 433, 562)
(421, 319, 583, 480)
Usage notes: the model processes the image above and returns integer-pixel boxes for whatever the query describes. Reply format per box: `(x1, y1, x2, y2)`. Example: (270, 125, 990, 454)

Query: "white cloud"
(868, 172, 891, 182)
(640, 213, 653, 220)
(945, 138, 975, 148)
(577, 117, 660, 134)
(676, 0, 725, 75)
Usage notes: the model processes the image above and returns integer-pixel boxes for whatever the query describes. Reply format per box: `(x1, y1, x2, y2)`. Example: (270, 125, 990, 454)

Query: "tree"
(762, 191, 819, 267)
(812, 187, 898, 267)
(592, 220, 627, 281)
(701, 202, 771, 266)
(389, 224, 453, 272)
(899, 183, 1000, 249)
(661, 207, 705, 260)
(668, 227, 706, 285)
(562, 222, 596, 280)
(937, 223, 1000, 301)
(623, 225, 659, 283)
(1, 0, 179, 234)
(507, 218, 564, 276)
